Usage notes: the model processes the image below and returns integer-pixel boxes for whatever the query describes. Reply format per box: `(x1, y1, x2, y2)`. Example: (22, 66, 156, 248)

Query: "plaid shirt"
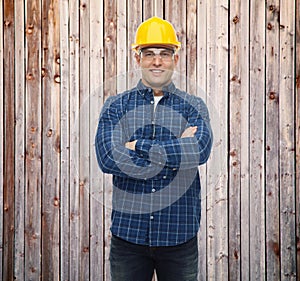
(95, 80, 213, 246)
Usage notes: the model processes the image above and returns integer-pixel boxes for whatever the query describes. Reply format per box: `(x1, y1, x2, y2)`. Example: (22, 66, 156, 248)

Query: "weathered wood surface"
(41, 0, 60, 280)
(3, 1, 15, 280)
(104, 1, 117, 280)
(265, 1, 280, 280)
(25, 0, 42, 280)
(0, 1, 299, 280)
(0, 0, 4, 278)
(59, 0, 70, 280)
(79, 1, 90, 280)
(296, 0, 300, 278)
(249, 1, 266, 280)
(206, 1, 228, 280)
(229, 0, 248, 279)
(279, 1, 296, 279)
(89, 1, 104, 280)
(14, 0, 26, 280)
(196, 0, 208, 279)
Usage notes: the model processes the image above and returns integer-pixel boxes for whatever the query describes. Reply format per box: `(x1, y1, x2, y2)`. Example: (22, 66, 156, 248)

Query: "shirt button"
(173, 168, 177, 171)
(150, 215, 154, 220)
(150, 100, 154, 104)
(163, 176, 167, 179)
(152, 188, 156, 192)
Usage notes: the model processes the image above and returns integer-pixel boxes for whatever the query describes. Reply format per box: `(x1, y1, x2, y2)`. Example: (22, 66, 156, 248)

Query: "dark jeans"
(110, 235, 198, 281)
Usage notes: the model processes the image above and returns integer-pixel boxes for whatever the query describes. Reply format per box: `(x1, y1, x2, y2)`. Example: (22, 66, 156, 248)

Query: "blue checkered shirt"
(95, 80, 213, 246)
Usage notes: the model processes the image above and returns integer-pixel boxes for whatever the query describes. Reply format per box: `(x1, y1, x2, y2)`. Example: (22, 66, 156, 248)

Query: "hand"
(181, 126, 197, 138)
(125, 140, 137, 151)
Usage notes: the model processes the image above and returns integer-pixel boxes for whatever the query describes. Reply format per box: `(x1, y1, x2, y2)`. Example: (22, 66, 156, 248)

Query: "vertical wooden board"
(60, 0, 70, 280)
(14, 0, 26, 279)
(127, 0, 142, 88)
(165, 0, 187, 90)
(41, 0, 61, 280)
(104, 1, 117, 279)
(154, 0, 164, 18)
(236, 1, 250, 280)
(0, 0, 4, 279)
(206, 0, 228, 279)
(117, 0, 127, 93)
(279, 1, 296, 279)
(69, 0, 80, 280)
(249, 0, 266, 280)
(265, 1, 280, 279)
(90, 1, 104, 280)
(186, 0, 197, 95)
(296, 0, 300, 277)
(142, 0, 164, 19)
(143, 0, 154, 19)
(25, 0, 42, 280)
(228, 0, 244, 279)
(79, 1, 90, 280)
(196, 0, 207, 279)
(3, 1, 15, 280)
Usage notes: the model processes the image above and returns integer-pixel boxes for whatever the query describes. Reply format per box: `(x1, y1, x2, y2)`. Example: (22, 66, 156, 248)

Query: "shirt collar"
(136, 79, 176, 98)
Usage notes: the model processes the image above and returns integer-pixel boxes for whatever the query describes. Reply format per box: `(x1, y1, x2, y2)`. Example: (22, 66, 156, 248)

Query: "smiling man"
(95, 16, 213, 281)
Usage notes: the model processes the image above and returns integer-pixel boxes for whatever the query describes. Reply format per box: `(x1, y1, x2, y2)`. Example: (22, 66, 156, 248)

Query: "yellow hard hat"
(132, 16, 181, 53)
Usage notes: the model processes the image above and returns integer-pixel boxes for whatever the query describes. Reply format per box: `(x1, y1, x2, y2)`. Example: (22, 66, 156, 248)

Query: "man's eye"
(160, 52, 172, 58)
(144, 52, 154, 57)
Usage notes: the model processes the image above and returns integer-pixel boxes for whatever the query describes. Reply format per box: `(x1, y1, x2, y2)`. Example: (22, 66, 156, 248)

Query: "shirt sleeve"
(94, 96, 166, 179)
(135, 98, 213, 170)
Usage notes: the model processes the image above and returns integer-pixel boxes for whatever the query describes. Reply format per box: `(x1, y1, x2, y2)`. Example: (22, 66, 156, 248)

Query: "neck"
(153, 89, 163, 96)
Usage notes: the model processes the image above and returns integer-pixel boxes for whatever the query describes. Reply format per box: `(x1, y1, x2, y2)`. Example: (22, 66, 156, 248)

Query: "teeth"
(151, 70, 163, 73)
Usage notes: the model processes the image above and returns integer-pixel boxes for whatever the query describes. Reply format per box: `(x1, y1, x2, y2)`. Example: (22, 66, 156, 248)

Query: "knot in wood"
(26, 73, 34, 80)
(4, 20, 11, 27)
(26, 24, 34, 34)
(53, 197, 60, 206)
(269, 4, 277, 12)
(269, 92, 276, 100)
(41, 68, 47, 78)
(54, 74, 61, 84)
(267, 23, 273, 30)
(46, 129, 53, 137)
(4, 204, 9, 211)
(232, 15, 240, 24)
(55, 55, 60, 64)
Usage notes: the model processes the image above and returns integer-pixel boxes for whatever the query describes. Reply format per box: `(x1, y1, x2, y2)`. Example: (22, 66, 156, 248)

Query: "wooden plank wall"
(0, 0, 299, 280)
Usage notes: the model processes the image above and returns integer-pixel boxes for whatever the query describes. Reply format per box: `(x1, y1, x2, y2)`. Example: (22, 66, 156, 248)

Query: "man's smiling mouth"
(150, 69, 164, 74)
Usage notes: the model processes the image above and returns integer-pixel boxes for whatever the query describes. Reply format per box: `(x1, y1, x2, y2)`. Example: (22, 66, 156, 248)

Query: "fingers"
(181, 126, 197, 138)
(125, 140, 137, 151)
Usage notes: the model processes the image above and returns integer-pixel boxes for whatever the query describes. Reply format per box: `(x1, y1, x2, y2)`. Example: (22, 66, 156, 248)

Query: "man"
(95, 16, 213, 281)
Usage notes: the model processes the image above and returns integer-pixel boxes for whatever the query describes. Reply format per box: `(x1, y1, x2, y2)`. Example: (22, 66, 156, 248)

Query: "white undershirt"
(154, 95, 163, 110)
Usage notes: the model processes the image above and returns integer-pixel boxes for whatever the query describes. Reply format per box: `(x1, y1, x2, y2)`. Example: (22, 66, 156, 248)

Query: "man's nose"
(152, 56, 162, 65)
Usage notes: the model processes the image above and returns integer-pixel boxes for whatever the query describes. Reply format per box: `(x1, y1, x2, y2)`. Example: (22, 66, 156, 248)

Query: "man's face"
(135, 46, 179, 90)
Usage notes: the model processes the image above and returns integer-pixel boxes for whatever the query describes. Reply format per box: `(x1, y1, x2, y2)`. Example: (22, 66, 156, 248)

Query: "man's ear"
(135, 53, 141, 65)
(173, 54, 179, 66)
